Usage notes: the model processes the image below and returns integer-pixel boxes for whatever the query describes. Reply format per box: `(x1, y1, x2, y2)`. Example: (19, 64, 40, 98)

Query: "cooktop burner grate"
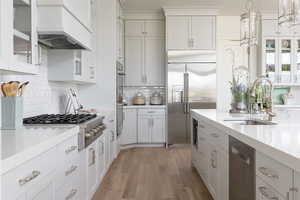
(23, 114, 97, 125)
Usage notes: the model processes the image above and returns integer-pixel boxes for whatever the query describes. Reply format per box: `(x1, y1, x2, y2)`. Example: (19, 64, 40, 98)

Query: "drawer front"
(256, 152, 293, 196)
(55, 156, 80, 188)
(56, 167, 81, 200)
(256, 177, 286, 200)
(2, 148, 57, 199)
(57, 135, 79, 163)
(206, 125, 228, 151)
(138, 109, 165, 116)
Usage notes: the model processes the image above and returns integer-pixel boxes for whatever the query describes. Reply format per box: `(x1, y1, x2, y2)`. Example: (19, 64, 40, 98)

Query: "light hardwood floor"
(92, 147, 213, 200)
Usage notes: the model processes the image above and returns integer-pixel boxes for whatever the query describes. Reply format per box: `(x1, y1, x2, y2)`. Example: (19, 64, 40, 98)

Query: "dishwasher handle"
(231, 146, 251, 165)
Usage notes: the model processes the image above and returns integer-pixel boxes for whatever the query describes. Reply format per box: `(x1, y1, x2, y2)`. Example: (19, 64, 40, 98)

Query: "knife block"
(1, 97, 23, 130)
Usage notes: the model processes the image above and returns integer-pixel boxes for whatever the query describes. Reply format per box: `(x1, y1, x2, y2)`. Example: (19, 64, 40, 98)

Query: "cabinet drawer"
(2, 148, 57, 199)
(56, 167, 81, 200)
(256, 177, 286, 200)
(138, 109, 165, 116)
(55, 156, 80, 188)
(57, 135, 79, 163)
(256, 152, 293, 196)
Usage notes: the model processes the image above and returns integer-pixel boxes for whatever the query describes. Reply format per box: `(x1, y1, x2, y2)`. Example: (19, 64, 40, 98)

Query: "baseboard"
(120, 143, 166, 149)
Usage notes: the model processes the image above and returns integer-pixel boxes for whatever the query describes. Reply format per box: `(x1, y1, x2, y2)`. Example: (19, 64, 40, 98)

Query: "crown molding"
(123, 9, 165, 20)
(163, 7, 219, 16)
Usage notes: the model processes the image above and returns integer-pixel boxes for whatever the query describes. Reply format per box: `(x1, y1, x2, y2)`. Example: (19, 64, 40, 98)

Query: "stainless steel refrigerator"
(167, 51, 217, 145)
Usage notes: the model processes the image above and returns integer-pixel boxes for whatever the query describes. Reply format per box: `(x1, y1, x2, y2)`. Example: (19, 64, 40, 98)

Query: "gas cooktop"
(23, 114, 97, 125)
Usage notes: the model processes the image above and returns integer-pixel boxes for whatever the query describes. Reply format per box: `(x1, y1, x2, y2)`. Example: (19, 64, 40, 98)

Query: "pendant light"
(240, 0, 261, 47)
(278, 0, 300, 26)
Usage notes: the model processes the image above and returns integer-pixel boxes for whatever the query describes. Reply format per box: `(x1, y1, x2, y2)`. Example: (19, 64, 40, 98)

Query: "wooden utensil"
(18, 81, 29, 96)
(10, 81, 20, 97)
(1, 83, 7, 96)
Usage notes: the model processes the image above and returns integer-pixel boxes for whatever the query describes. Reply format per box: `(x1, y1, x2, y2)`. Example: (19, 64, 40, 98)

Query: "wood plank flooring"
(92, 147, 213, 200)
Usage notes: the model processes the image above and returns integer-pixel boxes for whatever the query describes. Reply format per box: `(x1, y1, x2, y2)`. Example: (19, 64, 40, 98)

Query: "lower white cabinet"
(96, 134, 106, 184)
(294, 172, 300, 200)
(121, 108, 138, 145)
(138, 109, 166, 144)
(86, 141, 98, 200)
(192, 118, 228, 200)
(121, 108, 166, 146)
(27, 172, 56, 200)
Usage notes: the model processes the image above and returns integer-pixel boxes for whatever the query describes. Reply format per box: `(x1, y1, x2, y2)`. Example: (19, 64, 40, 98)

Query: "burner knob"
(85, 133, 92, 139)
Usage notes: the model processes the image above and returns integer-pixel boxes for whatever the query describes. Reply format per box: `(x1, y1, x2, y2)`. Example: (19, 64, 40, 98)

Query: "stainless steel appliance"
(229, 136, 255, 200)
(167, 51, 217, 144)
(150, 91, 163, 105)
(23, 114, 106, 150)
(116, 61, 125, 137)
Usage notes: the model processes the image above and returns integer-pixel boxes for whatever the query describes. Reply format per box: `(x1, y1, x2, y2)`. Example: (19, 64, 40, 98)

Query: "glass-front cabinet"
(0, 0, 38, 74)
(263, 38, 299, 85)
(279, 39, 292, 83)
(264, 39, 277, 82)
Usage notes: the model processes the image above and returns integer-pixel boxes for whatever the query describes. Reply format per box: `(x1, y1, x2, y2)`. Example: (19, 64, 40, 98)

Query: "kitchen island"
(191, 109, 300, 200)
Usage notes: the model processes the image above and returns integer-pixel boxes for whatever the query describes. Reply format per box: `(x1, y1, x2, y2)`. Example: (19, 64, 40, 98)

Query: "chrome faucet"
(250, 76, 276, 121)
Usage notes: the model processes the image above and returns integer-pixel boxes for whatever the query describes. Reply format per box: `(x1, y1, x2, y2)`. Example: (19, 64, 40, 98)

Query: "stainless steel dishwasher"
(229, 136, 256, 200)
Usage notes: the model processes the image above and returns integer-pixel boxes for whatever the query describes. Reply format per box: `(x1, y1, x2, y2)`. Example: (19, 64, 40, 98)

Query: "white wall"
(78, 0, 117, 115)
(0, 48, 78, 118)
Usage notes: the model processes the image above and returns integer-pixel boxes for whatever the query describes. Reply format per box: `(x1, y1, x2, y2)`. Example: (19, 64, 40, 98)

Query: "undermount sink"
(224, 119, 277, 125)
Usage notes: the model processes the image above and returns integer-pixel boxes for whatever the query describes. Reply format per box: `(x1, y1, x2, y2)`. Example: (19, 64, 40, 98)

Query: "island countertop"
(191, 109, 300, 173)
(1, 125, 79, 175)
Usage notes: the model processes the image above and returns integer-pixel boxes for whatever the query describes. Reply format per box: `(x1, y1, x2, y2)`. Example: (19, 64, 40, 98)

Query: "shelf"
(14, 0, 30, 6)
(273, 83, 300, 87)
(14, 29, 30, 41)
(274, 105, 300, 108)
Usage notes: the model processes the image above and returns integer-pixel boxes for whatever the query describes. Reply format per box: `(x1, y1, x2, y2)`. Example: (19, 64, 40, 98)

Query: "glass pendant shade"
(240, 0, 261, 46)
(278, 0, 300, 26)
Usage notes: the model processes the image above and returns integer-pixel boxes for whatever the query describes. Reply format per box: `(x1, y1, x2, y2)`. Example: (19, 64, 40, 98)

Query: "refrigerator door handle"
(184, 72, 189, 114)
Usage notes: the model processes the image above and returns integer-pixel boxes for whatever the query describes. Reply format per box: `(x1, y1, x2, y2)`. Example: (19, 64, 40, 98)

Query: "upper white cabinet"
(166, 16, 190, 50)
(125, 20, 165, 86)
(116, 0, 124, 64)
(166, 16, 216, 50)
(0, 0, 39, 74)
(261, 19, 300, 85)
(48, 50, 96, 84)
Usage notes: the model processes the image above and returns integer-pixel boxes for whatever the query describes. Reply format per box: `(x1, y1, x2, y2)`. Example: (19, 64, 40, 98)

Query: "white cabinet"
(116, 0, 124, 64)
(144, 37, 165, 86)
(121, 108, 138, 145)
(294, 171, 300, 200)
(0, 0, 39, 74)
(96, 134, 106, 184)
(48, 50, 96, 84)
(191, 117, 228, 200)
(166, 16, 190, 50)
(86, 141, 98, 200)
(125, 20, 165, 86)
(125, 37, 144, 86)
(166, 16, 216, 50)
(138, 109, 166, 144)
(27, 172, 56, 200)
(191, 16, 216, 50)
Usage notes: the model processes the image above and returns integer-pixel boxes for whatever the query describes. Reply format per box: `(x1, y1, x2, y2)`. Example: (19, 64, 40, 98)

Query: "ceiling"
(123, 0, 278, 15)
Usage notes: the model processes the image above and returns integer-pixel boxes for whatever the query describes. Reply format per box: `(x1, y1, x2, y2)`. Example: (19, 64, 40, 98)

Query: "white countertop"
(1, 125, 79, 175)
(123, 105, 166, 109)
(191, 109, 300, 173)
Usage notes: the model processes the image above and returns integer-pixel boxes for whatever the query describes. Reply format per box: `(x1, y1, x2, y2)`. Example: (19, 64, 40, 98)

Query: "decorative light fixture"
(278, 0, 300, 26)
(240, 0, 261, 47)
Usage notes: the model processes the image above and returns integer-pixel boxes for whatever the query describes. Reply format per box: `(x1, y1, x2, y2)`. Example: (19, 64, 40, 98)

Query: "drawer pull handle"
(258, 167, 279, 179)
(210, 133, 219, 138)
(65, 189, 77, 200)
(19, 170, 41, 186)
(65, 146, 77, 154)
(258, 186, 279, 200)
(65, 165, 78, 176)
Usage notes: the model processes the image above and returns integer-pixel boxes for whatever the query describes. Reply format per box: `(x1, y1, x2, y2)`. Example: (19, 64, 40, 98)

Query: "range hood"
(37, 4, 92, 50)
